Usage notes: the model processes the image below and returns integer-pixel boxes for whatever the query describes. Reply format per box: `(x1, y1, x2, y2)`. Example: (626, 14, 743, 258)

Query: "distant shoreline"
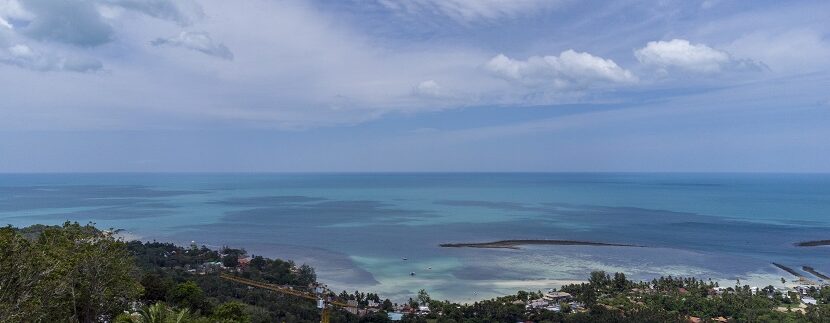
(803, 266, 830, 280)
(795, 240, 830, 247)
(439, 239, 643, 249)
(773, 263, 805, 279)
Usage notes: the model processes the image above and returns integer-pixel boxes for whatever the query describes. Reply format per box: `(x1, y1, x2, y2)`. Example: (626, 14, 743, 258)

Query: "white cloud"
(377, 0, 560, 22)
(5, 0, 203, 47)
(152, 31, 233, 60)
(414, 80, 443, 98)
(635, 39, 761, 74)
(0, 0, 822, 132)
(725, 29, 830, 73)
(0, 43, 102, 72)
(485, 50, 637, 88)
(701, 0, 724, 10)
(0, 0, 31, 22)
(19, 0, 114, 47)
(0, 0, 499, 130)
(101, 0, 203, 25)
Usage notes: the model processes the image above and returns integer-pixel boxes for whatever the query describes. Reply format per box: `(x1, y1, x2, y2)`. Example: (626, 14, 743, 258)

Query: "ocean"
(1, 173, 828, 302)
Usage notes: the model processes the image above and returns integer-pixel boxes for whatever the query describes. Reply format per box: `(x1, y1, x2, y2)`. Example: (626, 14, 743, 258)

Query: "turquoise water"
(1, 173, 828, 301)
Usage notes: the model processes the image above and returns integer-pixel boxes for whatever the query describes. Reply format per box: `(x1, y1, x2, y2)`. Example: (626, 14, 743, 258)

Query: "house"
(795, 285, 814, 295)
(802, 297, 818, 305)
(200, 261, 225, 273)
(543, 291, 572, 302)
(418, 305, 430, 313)
(526, 298, 549, 309)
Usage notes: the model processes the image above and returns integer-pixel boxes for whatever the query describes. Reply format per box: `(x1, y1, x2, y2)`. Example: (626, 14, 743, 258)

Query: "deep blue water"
(1, 173, 828, 301)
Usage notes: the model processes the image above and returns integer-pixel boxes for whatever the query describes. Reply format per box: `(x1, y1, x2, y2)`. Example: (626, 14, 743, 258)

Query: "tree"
(212, 302, 250, 322)
(115, 302, 197, 323)
(589, 271, 610, 289)
(141, 272, 174, 302)
(613, 272, 629, 292)
(296, 264, 316, 286)
(417, 289, 431, 305)
(0, 225, 44, 322)
(249, 256, 266, 270)
(167, 281, 209, 314)
(382, 299, 394, 311)
(222, 254, 239, 268)
(578, 284, 598, 307)
(0, 222, 142, 323)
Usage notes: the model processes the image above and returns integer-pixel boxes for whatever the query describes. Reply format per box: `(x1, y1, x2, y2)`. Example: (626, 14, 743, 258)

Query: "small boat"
(427, 267, 432, 270)
(402, 257, 408, 261)
(410, 272, 416, 276)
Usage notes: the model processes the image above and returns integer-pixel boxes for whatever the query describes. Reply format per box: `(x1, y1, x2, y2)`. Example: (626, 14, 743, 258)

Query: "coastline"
(439, 239, 643, 250)
(796, 240, 830, 247)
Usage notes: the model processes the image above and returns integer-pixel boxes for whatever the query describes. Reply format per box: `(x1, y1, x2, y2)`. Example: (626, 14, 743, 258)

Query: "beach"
(1, 173, 829, 301)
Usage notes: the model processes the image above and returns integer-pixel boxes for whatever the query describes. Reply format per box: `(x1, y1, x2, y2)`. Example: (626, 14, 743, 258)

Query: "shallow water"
(1, 173, 828, 301)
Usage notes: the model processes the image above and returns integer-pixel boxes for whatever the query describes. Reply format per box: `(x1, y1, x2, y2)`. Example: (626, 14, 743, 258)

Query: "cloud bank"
(152, 31, 233, 60)
(376, 0, 560, 22)
(635, 39, 762, 74)
(0, 43, 102, 72)
(0, 0, 827, 131)
(485, 50, 637, 88)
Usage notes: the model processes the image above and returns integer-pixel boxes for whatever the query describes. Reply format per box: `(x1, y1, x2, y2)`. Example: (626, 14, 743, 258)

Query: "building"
(795, 285, 814, 296)
(543, 291, 572, 303)
(526, 298, 549, 309)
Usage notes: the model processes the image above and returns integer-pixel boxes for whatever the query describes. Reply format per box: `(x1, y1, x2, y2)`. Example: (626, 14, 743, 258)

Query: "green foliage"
(141, 272, 175, 302)
(296, 263, 317, 286)
(5, 222, 830, 323)
(0, 222, 142, 323)
(417, 289, 431, 305)
(116, 302, 206, 323)
(382, 299, 394, 311)
(222, 254, 239, 268)
(211, 301, 250, 322)
(167, 281, 211, 314)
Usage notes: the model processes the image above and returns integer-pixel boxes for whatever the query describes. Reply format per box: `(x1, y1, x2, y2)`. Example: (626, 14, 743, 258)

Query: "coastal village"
(3, 223, 830, 322)
(181, 246, 830, 322)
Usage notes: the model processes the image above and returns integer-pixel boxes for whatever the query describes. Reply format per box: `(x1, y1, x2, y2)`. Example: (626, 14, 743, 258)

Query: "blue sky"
(0, 0, 828, 172)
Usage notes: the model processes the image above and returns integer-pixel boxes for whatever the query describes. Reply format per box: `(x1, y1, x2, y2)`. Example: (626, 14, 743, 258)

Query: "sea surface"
(1, 173, 828, 302)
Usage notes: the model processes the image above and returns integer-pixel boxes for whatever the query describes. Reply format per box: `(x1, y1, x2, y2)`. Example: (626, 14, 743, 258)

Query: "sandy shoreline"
(795, 240, 830, 247)
(439, 239, 643, 249)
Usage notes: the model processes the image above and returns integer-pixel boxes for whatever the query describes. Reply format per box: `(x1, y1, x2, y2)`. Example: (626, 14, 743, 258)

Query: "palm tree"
(119, 302, 194, 323)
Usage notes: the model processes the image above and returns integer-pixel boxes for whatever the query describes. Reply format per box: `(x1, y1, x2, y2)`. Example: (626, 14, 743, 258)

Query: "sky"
(0, 0, 828, 172)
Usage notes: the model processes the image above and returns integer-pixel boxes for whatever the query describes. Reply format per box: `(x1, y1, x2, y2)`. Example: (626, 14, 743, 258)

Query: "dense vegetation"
(2, 222, 830, 322)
